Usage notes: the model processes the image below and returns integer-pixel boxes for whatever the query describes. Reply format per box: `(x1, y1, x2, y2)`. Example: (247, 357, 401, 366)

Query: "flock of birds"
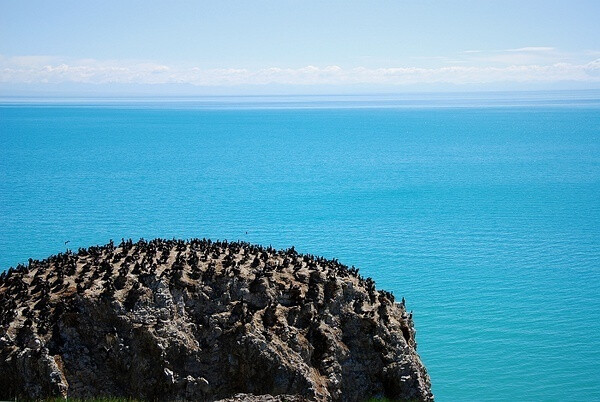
(0, 238, 406, 347)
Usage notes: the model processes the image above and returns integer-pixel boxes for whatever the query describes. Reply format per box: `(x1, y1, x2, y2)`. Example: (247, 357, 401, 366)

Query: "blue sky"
(1, 0, 599, 94)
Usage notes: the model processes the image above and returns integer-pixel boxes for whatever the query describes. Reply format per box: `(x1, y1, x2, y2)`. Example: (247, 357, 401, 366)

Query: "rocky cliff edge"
(0, 238, 433, 401)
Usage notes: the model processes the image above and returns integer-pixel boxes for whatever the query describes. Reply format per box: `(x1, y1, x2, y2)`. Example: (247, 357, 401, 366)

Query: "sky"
(1, 0, 599, 95)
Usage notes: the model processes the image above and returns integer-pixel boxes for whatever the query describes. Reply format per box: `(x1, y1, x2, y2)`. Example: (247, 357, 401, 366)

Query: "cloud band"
(1, 56, 599, 86)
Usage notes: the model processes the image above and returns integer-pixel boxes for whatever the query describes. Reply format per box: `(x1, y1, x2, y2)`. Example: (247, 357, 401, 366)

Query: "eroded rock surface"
(0, 238, 433, 401)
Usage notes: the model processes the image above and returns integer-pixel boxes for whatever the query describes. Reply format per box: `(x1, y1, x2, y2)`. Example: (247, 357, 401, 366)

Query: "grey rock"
(0, 238, 433, 401)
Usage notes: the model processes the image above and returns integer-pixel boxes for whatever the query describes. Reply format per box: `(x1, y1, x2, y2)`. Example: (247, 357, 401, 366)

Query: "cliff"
(0, 238, 433, 401)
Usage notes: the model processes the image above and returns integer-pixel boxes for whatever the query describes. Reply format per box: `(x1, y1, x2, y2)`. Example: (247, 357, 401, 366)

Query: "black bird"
(64, 240, 70, 245)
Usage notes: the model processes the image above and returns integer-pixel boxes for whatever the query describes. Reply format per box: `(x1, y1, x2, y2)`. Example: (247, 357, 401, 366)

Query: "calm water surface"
(1, 93, 599, 401)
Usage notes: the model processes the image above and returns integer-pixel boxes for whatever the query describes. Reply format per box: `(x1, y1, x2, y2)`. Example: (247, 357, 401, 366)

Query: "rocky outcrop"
(0, 238, 433, 401)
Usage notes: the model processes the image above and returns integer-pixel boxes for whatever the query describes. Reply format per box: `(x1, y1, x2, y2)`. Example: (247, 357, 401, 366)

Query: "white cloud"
(505, 47, 555, 53)
(455, 46, 568, 66)
(1, 55, 599, 87)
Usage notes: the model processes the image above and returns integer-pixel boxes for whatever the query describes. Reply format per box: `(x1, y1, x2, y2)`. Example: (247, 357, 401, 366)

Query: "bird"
(64, 240, 70, 245)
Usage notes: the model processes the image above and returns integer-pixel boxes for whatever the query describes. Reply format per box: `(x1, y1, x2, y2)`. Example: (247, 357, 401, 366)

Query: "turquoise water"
(1, 93, 599, 401)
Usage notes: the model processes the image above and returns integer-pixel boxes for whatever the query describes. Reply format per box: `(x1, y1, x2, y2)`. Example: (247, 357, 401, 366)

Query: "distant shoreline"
(1, 89, 599, 111)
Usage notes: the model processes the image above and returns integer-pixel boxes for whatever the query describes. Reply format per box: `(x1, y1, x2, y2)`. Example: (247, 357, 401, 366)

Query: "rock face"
(0, 238, 433, 401)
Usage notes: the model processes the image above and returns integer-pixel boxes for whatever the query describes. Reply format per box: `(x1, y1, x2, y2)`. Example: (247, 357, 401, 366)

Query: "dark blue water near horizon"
(1, 92, 599, 401)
